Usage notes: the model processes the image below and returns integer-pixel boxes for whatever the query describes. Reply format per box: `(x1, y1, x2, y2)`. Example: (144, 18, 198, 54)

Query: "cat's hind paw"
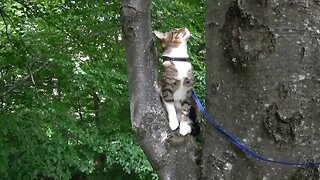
(169, 119, 179, 131)
(179, 121, 192, 136)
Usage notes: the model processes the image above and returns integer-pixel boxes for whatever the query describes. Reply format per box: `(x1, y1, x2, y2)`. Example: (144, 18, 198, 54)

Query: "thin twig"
(27, 66, 36, 85)
(0, 61, 50, 98)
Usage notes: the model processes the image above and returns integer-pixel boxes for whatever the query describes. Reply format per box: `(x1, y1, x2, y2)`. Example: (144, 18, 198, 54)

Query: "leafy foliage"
(0, 0, 204, 179)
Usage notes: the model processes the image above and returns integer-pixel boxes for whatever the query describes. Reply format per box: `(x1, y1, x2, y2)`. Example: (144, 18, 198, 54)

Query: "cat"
(154, 27, 197, 136)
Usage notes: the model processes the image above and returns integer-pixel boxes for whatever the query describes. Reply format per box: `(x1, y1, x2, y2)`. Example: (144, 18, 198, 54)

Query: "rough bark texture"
(203, 0, 320, 179)
(120, 0, 200, 179)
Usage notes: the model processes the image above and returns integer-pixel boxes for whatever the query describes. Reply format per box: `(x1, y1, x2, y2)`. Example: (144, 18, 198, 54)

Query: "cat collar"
(162, 56, 189, 62)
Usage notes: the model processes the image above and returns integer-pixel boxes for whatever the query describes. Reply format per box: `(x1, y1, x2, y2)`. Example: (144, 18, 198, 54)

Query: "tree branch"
(91, 89, 100, 123)
(0, 61, 50, 98)
(120, 0, 200, 179)
(0, 7, 10, 39)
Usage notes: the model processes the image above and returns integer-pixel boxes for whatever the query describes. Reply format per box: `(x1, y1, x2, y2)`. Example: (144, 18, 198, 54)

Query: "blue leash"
(192, 91, 320, 167)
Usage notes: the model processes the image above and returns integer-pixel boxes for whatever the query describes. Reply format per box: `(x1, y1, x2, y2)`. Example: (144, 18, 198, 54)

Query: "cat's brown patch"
(155, 28, 188, 48)
(160, 63, 179, 101)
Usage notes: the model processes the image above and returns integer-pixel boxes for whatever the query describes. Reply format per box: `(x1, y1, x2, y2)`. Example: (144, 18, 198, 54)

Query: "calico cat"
(154, 27, 197, 136)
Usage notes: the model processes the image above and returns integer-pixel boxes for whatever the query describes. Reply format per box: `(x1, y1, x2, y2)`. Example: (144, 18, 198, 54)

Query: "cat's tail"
(189, 100, 200, 136)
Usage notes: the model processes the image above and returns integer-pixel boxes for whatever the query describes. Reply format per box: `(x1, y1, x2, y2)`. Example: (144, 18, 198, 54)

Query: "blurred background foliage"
(0, 0, 204, 179)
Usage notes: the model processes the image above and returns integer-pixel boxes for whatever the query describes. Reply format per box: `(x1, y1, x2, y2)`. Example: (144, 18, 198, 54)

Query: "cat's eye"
(181, 31, 187, 37)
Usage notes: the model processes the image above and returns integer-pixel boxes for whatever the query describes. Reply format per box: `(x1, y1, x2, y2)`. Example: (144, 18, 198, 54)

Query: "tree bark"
(120, 0, 200, 179)
(203, 0, 320, 179)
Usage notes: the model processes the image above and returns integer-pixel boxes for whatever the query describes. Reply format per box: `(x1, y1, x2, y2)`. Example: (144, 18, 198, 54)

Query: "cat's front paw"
(179, 121, 191, 136)
(169, 118, 179, 131)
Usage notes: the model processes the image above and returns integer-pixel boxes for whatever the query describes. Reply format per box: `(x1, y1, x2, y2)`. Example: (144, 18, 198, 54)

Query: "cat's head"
(154, 27, 191, 49)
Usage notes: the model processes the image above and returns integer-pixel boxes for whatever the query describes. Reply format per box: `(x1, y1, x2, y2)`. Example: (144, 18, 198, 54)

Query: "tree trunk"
(120, 0, 200, 179)
(203, 0, 320, 179)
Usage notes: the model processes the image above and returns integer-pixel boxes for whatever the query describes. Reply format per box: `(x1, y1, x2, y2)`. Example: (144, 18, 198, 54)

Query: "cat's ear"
(153, 31, 165, 40)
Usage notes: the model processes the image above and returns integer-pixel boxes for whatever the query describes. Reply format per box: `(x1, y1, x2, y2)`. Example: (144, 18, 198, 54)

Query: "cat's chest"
(172, 61, 192, 79)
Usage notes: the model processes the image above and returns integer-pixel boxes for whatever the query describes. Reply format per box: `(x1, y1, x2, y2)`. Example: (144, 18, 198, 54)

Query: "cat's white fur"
(161, 28, 192, 136)
(161, 41, 189, 58)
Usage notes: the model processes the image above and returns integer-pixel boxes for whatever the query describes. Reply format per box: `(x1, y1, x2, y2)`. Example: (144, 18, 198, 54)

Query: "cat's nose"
(183, 28, 190, 35)
(183, 27, 189, 33)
